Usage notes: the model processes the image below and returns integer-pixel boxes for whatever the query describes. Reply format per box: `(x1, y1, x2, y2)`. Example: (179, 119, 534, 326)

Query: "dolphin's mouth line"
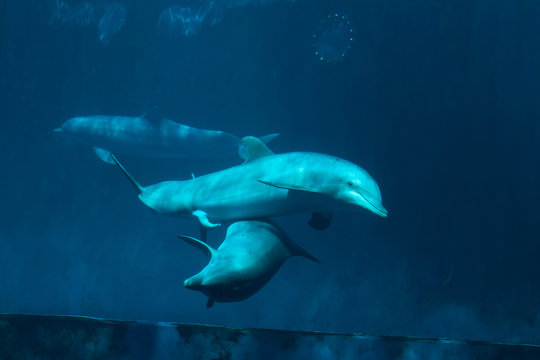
(352, 191, 388, 217)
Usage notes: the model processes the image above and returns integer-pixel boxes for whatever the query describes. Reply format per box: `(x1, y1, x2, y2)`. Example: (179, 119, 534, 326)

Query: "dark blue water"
(1, 0, 539, 344)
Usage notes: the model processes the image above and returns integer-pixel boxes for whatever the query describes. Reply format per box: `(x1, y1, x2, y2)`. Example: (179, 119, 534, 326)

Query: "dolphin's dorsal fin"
(241, 136, 274, 163)
(177, 235, 215, 259)
(238, 133, 279, 160)
(141, 107, 162, 123)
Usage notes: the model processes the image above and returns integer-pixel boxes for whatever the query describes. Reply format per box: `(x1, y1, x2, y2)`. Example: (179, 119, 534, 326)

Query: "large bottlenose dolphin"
(179, 220, 319, 308)
(112, 136, 388, 230)
(54, 114, 278, 164)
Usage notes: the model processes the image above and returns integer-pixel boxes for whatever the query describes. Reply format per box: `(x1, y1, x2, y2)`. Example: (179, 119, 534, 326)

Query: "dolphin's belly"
(198, 184, 295, 221)
(184, 174, 291, 221)
(205, 197, 295, 221)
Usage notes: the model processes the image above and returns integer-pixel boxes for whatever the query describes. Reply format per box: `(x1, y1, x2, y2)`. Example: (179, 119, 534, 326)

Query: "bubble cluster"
(313, 13, 354, 63)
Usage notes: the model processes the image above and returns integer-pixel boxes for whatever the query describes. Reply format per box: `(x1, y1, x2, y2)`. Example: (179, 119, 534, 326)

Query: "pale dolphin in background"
(111, 136, 387, 231)
(54, 114, 278, 163)
(179, 220, 319, 308)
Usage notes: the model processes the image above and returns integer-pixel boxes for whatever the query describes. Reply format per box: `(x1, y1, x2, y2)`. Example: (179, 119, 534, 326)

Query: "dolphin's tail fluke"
(110, 153, 144, 194)
(177, 235, 215, 258)
(258, 133, 280, 145)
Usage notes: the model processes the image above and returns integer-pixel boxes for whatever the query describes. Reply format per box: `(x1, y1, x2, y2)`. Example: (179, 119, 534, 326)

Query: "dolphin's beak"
(184, 278, 198, 290)
(184, 274, 204, 290)
(347, 191, 388, 218)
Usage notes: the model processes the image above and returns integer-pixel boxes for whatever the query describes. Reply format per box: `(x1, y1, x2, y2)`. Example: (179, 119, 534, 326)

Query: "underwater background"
(0, 0, 539, 344)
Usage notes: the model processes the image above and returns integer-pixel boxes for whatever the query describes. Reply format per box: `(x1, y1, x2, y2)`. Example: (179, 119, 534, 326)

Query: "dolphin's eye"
(347, 181, 353, 187)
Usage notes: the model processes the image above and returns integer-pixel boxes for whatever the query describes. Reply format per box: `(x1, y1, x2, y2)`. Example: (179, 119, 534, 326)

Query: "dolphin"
(54, 114, 278, 164)
(179, 220, 319, 308)
(112, 136, 388, 231)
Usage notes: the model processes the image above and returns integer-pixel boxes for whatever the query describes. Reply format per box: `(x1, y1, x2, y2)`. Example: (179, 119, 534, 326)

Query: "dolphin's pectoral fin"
(206, 298, 215, 308)
(241, 136, 274, 163)
(308, 212, 333, 231)
(177, 235, 215, 258)
(258, 179, 321, 193)
(93, 147, 115, 164)
(192, 210, 221, 228)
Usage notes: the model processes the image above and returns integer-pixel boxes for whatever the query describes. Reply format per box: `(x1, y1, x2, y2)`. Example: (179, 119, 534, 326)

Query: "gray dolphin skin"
(179, 220, 319, 308)
(54, 114, 278, 163)
(111, 136, 388, 230)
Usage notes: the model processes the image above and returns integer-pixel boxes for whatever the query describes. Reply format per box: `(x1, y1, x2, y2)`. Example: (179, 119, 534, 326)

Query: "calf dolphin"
(179, 220, 319, 308)
(54, 114, 278, 163)
(112, 136, 388, 230)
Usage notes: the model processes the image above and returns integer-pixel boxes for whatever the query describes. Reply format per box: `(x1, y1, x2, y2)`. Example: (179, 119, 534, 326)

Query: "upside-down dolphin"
(179, 220, 319, 308)
(54, 114, 278, 164)
(112, 136, 388, 230)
